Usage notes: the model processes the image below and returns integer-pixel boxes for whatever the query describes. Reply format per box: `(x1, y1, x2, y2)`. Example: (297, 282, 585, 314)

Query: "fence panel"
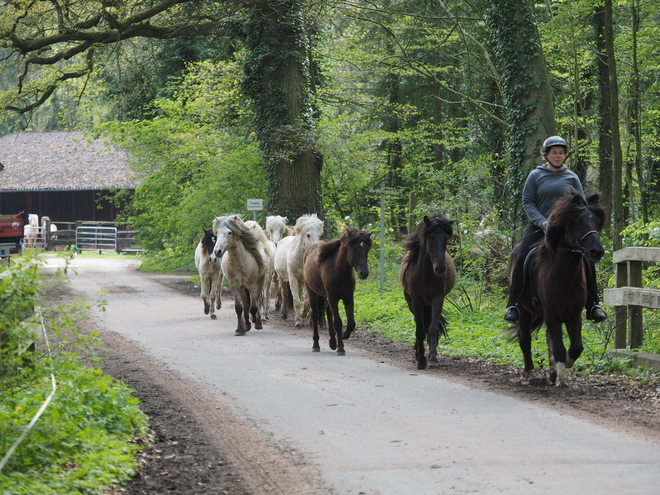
(75, 226, 117, 251)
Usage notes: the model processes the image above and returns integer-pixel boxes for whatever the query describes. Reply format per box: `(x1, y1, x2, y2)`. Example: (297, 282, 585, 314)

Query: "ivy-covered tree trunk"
(594, 4, 613, 230)
(486, 0, 556, 229)
(604, 0, 624, 249)
(241, 0, 323, 218)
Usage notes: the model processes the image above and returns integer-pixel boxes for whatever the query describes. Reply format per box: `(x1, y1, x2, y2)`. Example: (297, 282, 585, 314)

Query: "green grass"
(352, 263, 655, 375)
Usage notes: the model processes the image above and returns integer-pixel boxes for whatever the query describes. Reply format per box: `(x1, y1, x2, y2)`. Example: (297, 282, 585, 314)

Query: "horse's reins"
(566, 230, 599, 256)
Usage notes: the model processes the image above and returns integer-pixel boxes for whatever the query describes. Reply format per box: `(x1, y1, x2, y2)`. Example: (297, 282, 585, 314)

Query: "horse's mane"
(200, 228, 215, 256)
(293, 214, 324, 236)
(213, 215, 269, 273)
(318, 228, 372, 264)
(266, 215, 290, 235)
(401, 215, 454, 263)
(244, 220, 269, 244)
(541, 190, 606, 255)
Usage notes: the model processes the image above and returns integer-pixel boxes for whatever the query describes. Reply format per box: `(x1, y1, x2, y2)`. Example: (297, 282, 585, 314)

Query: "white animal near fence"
(23, 214, 39, 248)
(41, 216, 58, 244)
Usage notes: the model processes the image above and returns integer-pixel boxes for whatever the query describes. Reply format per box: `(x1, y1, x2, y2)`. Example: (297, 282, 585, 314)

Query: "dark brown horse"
(303, 228, 372, 355)
(400, 215, 456, 370)
(508, 190, 606, 387)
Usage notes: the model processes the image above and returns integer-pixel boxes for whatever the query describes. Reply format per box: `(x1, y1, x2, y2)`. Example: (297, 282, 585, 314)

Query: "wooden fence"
(603, 247, 660, 349)
(34, 220, 141, 254)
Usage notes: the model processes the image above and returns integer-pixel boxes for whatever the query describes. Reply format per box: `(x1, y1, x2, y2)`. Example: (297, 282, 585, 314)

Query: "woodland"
(1, 0, 660, 258)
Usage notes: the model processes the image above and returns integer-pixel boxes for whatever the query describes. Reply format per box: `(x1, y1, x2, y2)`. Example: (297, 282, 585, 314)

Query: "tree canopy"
(2, 0, 660, 248)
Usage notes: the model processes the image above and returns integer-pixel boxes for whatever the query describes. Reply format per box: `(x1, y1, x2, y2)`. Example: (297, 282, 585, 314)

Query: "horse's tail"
(283, 282, 294, 313)
(504, 316, 544, 341)
(439, 314, 448, 338)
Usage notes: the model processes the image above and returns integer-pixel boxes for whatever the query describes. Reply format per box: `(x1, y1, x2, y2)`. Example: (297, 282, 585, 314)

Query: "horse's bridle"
(566, 229, 599, 256)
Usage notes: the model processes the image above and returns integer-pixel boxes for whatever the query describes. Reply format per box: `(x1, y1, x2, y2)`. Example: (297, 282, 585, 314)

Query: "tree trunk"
(604, 0, 624, 249)
(242, 0, 323, 219)
(593, 4, 613, 230)
(487, 0, 556, 228)
(630, 0, 648, 224)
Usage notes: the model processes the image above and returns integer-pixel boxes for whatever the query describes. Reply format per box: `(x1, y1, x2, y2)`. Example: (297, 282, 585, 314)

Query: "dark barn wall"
(0, 189, 133, 223)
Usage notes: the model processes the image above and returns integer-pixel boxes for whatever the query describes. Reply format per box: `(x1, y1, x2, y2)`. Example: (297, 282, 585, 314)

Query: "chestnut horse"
(303, 228, 372, 355)
(508, 190, 606, 387)
(400, 215, 456, 370)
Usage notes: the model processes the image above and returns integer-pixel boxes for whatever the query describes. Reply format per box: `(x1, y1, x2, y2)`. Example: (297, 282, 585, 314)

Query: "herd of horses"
(196, 189, 606, 388)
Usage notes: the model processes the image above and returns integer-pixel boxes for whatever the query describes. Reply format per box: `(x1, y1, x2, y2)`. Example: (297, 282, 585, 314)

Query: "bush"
(0, 254, 149, 494)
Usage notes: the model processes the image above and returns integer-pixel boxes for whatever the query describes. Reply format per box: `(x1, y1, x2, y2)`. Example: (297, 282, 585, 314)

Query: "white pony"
(274, 214, 324, 328)
(41, 216, 58, 248)
(265, 215, 290, 310)
(265, 215, 290, 246)
(23, 214, 39, 248)
(211, 215, 268, 335)
(194, 228, 223, 319)
(244, 220, 276, 319)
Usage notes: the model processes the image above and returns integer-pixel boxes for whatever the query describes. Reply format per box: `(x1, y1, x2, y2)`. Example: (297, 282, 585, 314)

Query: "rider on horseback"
(504, 136, 607, 324)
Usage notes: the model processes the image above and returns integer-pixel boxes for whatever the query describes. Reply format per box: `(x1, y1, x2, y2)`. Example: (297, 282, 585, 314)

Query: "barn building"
(0, 130, 137, 223)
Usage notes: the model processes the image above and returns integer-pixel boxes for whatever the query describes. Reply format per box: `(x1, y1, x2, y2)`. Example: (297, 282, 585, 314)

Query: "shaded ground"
(48, 275, 660, 494)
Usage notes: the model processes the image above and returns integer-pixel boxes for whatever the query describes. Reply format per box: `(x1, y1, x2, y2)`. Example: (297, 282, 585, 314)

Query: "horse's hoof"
(312, 346, 320, 352)
(556, 381, 569, 389)
(549, 371, 557, 384)
(210, 314, 217, 320)
(204, 306, 210, 315)
(417, 360, 427, 370)
(329, 337, 337, 350)
(294, 323, 302, 329)
(342, 330, 352, 339)
(255, 323, 263, 330)
(336, 349, 346, 356)
(235, 330, 245, 336)
(428, 360, 438, 369)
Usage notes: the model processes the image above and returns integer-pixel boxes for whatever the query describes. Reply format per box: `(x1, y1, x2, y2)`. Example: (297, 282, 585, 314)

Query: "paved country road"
(44, 256, 660, 495)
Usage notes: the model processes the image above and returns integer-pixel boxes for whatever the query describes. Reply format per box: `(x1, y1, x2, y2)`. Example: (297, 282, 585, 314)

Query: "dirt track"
(43, 257, 660, 494)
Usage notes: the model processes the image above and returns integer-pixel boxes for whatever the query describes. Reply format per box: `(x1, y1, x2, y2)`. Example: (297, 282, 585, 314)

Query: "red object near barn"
(0, 211, 24, 258)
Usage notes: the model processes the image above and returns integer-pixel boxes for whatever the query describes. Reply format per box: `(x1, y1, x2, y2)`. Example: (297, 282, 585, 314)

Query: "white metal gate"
(75, 226, 117, 251)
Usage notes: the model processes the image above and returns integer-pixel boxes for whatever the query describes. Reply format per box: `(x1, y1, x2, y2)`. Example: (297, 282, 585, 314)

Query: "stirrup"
(587, 304, 607, 323)
(504, 306, 520, 323)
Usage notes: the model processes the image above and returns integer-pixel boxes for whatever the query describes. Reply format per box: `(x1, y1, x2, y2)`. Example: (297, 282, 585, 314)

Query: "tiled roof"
(0, 130, 138, 191)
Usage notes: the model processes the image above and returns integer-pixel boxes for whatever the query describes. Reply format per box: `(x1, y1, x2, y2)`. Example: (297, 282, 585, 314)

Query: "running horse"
(508, 189, 606, 387)
(303, 228, 372, 355)
(194, 228, 223, 319)
(210, 215, 269, 335)
(400, 215, 456, 370)
(274, 214, 324, 328)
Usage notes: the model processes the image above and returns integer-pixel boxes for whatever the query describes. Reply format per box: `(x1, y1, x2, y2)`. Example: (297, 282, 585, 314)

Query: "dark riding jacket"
(522, 165, 584, 228)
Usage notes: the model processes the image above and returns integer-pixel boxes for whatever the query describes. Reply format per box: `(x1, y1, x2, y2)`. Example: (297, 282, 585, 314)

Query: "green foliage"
(95, 60, 267, 269)
(0, 359, 148, 495)
(0, 255, 149, 493)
